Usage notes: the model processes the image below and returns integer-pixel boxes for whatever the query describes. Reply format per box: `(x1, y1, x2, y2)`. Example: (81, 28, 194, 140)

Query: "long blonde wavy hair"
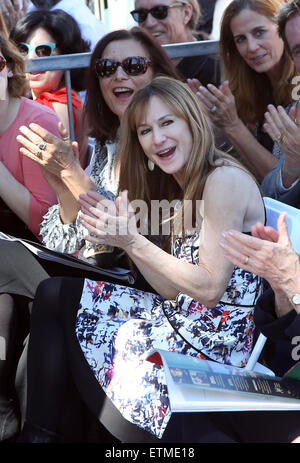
(220, 0, 297, 125)
(117, 76, 248, 248)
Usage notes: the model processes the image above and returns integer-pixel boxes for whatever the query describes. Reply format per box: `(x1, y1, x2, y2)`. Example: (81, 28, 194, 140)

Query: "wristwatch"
(290, 293, 300, 305)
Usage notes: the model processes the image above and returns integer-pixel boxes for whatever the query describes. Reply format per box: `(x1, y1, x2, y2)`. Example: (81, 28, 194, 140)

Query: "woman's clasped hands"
(79, 190, 139, 250)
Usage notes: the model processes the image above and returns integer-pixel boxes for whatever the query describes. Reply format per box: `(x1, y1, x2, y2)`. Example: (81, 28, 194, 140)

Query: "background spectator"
(193, 0, 297, 182)
(131, 0, 221, 86)
(261, 0, 300, 199)
(0, 32, 58, 240)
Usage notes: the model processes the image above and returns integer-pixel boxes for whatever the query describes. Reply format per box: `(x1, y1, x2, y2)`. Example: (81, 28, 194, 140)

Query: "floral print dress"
(75, 233, 262, 439)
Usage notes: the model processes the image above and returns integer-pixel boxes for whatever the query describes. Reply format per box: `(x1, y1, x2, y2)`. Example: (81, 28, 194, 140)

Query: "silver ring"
(38, 141, 47, 150)
(36, 151, 43, 159)
(244, 256, 249, 265)
(62, 136, 70, 142)
(210, 105, 217, 114)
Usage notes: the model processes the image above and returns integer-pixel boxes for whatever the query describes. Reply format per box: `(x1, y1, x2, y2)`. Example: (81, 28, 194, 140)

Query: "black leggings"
(26, 277, 84, 431)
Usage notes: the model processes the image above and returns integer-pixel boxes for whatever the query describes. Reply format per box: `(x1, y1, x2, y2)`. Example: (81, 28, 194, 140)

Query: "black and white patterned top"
(40, 140, 118, 254)
(75, 231, 263, 438)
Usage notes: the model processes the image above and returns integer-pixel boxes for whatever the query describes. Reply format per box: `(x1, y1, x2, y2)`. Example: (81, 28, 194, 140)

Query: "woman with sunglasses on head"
(0, 28, 180, 442)
(16, 76, 266, 443)
(10, 9, 91, 168)
(189, 0, 298, 183)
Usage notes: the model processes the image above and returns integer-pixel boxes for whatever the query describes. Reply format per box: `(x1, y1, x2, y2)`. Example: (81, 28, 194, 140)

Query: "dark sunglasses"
(18, 42, 57, 57)
(130, 2, 186, 23)
(95, 56, 151, 78)
(0, 56, 7, 72)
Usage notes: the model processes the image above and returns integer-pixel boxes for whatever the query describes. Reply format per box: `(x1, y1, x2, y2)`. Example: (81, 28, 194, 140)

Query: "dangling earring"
(148, 159, 155, 171)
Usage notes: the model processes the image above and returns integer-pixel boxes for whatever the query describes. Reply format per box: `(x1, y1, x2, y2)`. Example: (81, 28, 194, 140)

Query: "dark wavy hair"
(84, 27, 181, 145)
(9, 9, 90, 92)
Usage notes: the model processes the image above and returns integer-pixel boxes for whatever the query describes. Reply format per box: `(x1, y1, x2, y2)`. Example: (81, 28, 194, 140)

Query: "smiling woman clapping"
(16, 77, 266, 443)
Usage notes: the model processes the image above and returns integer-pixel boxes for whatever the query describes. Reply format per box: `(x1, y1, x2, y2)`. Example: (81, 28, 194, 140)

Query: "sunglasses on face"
(18, 42, 57, 57)
(130, 2, 186, 23)
(95, 56, 151, 78)
(0, 56, 7, 72)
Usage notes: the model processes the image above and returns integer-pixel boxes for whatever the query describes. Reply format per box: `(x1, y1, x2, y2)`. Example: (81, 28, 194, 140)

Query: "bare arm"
(0, 161, 30, 225)
(80, 166, 264, 306)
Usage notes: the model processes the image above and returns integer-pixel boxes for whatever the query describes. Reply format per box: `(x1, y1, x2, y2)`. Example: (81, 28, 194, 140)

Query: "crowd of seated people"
(0, 0, 300, 444)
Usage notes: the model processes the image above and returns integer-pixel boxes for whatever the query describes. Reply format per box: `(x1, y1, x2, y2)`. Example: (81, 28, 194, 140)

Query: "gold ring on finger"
(294, 119, 300, 127)
(275, 133, 286, 144)
(243, 255, 249, 265)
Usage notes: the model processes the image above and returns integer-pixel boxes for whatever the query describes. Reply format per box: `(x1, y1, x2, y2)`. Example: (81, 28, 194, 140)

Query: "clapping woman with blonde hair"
(16, 76, 266, 443)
